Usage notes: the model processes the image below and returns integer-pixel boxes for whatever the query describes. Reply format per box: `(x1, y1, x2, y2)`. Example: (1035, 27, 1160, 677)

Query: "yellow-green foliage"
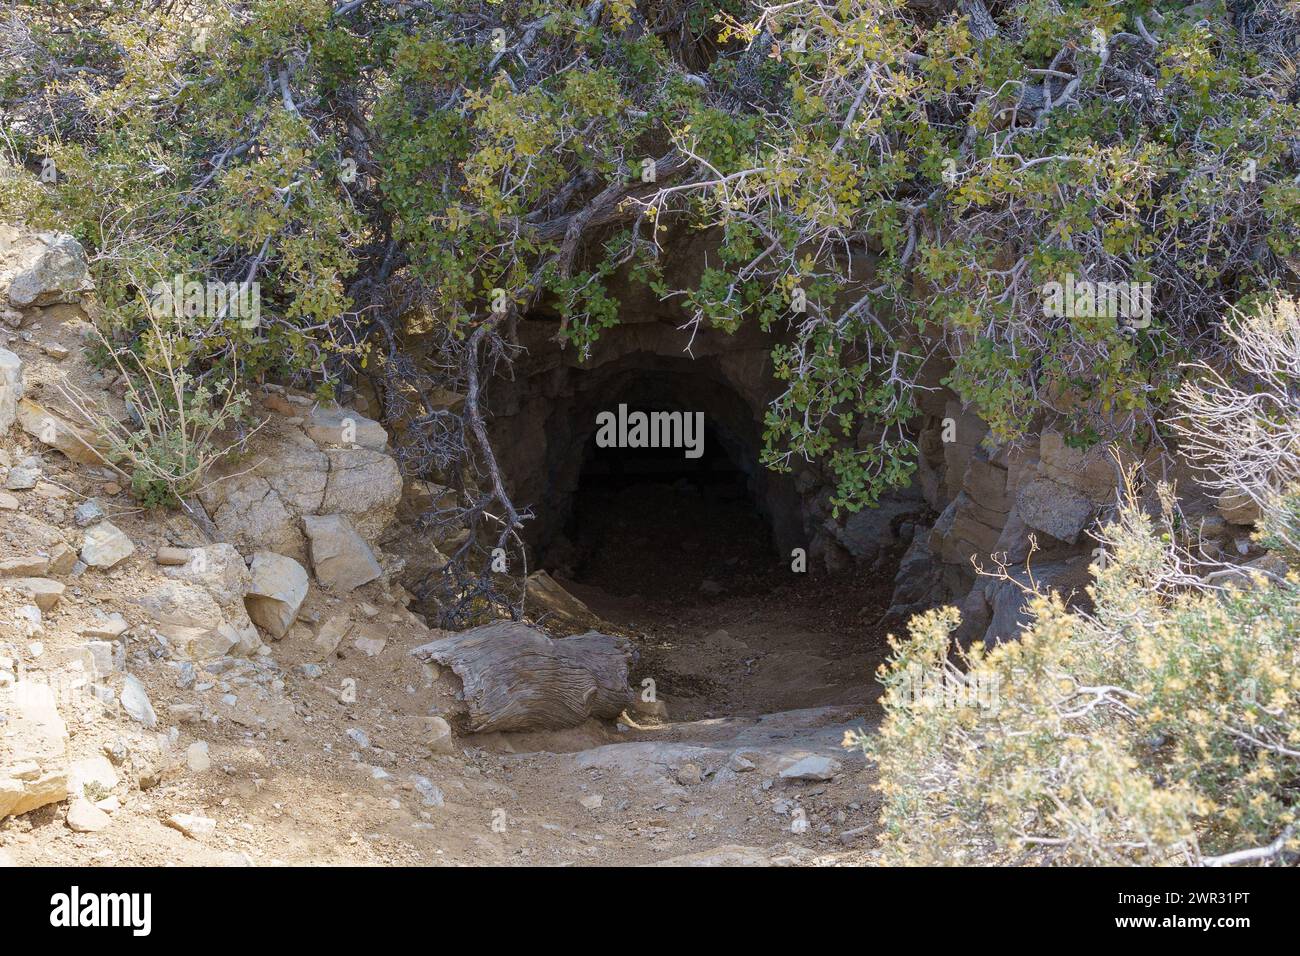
(860, 496, 1300, 865)
(5, 1, 1297, 513)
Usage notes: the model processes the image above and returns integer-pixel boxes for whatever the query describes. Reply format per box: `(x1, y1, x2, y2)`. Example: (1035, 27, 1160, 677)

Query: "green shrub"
(4, 1, 1295, 511)
(859, 297, 1300, 865)
(858, 492, 1300, 865)
(60, 316, 256, 509)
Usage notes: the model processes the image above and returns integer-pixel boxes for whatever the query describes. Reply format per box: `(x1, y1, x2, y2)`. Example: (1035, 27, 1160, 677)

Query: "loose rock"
(778, 755, 841, 782)
(5, 464, 38, 490)
(0, 577, 64, 612)
(119, 675, 157, 728)
(80, 521, 135, 568)
(73, 498, 105, 527)
(66, 798, 111, 833)
(186, 742, 210, 772)
(164, 813, 216, 839)
(0, 347, 21, 432)
(676, 763, 703, 786)
(0, 681, 69, 819)
(244, 551, 308, 638)
(303, 514, 382, 592)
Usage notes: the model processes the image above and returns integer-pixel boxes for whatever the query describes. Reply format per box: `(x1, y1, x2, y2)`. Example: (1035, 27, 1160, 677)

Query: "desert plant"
(1170, 294, 1300, 558)
(59, 309, 260, 510)
(856, 485, 1300, 865)
(857, 297, 1300, 865)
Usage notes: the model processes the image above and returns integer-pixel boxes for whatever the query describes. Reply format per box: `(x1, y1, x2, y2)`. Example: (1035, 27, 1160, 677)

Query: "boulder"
(0, 348, 21, 433)
(244, 551, 308, 638)
(198, 426, 401, 563)
(778, 754, 841, 782)
(931, 493, 1003, 566)
(200, 472, 302, 559)
(136, 547, 263, 659)
(80, 611, 129, 639)
(187, 742, 211, 772)
(351, 626, 387, 657)
(135, 580, 261, 660)
(162, 544, 248, 605)
(4, 460, 37, 490)
(887, 534, 945, 617)
(17, 399, 106, 466)
(303, 514, 381, 592)
(80, 520, 135, 568)
(1036, 430, 1125, 505)
(119, 675, 156, 728)
(319, 448, 403, 541)
(68, 756, 118, 799)
(1015, 478, 1096, 545)
(47, 543, 77, 575)
(304, 404, 388, 451)
(832, 486, 927, 566)
(66, 798, 111, 833)
(1217, 491, 1259, 526)
(975, 555, 1094, 645)
(73, 499, 105, 527)
(0, 681, 69, 819)
(962, 454, 1012, 515)
(426, 716, 455, 755)
(312, 614, 353, 659)
(84, 640, 124, 677)
(155, 546, 192, 566)
(0, 226, 93, 307)
(0, 577, 64, 612)
(0, 555, 50, 577)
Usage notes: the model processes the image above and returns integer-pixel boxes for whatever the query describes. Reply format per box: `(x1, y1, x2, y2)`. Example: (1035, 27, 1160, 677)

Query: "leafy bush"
(59, 316, 256, 510)
(858, 499, 1299, 865)
(3, 1, 1295, 512)
(858, 297, 1300, 866)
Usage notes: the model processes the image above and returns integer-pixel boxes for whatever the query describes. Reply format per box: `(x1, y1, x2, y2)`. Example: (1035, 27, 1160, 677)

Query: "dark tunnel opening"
(563, 421, 772, 601)
(531, 383, 779, 605)
(486, 344, 906, 721)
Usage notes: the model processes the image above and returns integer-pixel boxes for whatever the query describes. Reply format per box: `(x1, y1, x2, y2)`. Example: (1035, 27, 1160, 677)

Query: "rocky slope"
(0, 228, 879, 866)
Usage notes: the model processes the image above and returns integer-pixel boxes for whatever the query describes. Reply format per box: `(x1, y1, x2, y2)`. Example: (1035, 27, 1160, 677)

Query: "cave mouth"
(490, 348, 905, 720)
(543, 411, 776, 604)
(492, 352, 800, 606)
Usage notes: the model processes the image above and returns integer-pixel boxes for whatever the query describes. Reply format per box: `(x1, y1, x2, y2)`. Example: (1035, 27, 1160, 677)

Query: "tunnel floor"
(560, 480, 774, 603)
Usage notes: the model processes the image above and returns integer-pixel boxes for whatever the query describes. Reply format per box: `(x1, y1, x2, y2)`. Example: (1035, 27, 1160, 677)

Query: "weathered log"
(410, 622, 635, 733)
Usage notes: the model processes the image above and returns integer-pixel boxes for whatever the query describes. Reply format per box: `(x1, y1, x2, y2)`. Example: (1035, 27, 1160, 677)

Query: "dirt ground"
(2, 565, 887, 866)
(2, 316, 890, 867)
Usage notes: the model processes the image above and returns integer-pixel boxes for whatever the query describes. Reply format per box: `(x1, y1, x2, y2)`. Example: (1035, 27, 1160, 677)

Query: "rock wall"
(876, 364, 1265, 644)
(197, 396, 402, 570)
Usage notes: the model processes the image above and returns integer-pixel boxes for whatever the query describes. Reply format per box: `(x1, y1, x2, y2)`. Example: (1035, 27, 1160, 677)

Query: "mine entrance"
(527, 362, 779, 607)
(554, 409, 773, 604)
(523, 370, 892, 721)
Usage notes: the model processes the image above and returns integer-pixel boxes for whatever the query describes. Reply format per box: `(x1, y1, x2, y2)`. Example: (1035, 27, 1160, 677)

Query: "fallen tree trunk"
(410, 622, 635, 733)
